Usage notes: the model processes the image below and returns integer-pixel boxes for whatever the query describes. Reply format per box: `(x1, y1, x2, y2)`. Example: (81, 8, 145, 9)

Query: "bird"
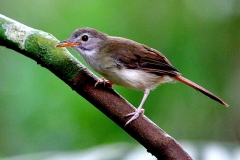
(56, 28, 228, 126)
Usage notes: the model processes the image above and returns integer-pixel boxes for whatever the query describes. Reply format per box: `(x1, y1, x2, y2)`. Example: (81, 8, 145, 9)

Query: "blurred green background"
(0, 0, 239, 158)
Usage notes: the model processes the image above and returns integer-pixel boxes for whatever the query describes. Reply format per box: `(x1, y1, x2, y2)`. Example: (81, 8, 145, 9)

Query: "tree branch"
(0, 14, 192, 160)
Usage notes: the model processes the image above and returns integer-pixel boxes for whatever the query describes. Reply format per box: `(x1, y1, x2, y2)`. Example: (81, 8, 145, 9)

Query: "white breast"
(75, 48, 106, 73)
(103, 68, 174, 91)
(74, 48, 174, 91)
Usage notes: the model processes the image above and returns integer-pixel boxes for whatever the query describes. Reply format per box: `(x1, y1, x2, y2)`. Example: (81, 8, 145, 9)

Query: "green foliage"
(0, 0, 239, 157)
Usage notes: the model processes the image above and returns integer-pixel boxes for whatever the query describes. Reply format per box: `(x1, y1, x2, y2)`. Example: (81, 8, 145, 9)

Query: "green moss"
(24, 31, 86, 82)
(0, 14, 86, 83)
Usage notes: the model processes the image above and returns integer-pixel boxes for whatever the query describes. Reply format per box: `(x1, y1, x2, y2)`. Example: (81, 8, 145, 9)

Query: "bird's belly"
(102, 68, 174, 90)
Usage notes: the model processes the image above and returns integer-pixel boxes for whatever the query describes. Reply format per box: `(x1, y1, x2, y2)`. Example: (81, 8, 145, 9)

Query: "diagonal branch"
(0, 14, 192, 160)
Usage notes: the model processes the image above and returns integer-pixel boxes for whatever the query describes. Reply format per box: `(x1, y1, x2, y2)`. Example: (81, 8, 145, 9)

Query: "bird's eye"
(81, 35, 89, 41)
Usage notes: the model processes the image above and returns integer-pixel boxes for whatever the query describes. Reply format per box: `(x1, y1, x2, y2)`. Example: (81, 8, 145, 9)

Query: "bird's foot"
(124, 108, 145, 126)
(94, 77, 113, 87)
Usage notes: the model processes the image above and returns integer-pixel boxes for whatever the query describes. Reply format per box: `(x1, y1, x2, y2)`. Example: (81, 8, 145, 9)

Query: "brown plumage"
(56, 28, 228, 125)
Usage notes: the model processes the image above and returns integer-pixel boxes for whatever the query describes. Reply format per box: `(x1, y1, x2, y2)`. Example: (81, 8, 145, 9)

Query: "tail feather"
(174, 75, 228, 107)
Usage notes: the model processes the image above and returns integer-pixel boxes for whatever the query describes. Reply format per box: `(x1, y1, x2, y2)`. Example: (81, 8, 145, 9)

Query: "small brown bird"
(56, 28, 228, 126)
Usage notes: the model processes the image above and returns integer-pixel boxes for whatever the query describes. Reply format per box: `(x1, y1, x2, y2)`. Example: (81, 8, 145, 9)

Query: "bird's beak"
(56, 40, 75, 47)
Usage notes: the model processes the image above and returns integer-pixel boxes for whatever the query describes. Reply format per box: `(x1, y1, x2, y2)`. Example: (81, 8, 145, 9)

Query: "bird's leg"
(94, 77, 114, 87)
(125, 89, 150, 126)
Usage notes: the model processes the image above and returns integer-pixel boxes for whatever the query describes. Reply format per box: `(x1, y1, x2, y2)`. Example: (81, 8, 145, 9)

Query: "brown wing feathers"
(113, 44, 180, 76)
(113, 43, 228, 107)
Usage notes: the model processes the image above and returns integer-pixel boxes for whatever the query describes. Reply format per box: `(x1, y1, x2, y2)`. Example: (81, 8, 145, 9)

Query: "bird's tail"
(174, 75, 228, 107)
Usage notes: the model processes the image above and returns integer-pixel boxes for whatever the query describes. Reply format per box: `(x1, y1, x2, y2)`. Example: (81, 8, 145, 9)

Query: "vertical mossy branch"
(0, 14, 192, 160)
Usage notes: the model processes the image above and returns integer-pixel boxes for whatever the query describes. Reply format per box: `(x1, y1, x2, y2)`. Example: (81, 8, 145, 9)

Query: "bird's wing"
(111, 44, 180, 76)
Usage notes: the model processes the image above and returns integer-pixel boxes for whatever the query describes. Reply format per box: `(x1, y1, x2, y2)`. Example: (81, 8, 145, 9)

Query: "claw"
(94, 77, 113, 87)
(124, 89, 150, 127)
(124, 109, 145, 126)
